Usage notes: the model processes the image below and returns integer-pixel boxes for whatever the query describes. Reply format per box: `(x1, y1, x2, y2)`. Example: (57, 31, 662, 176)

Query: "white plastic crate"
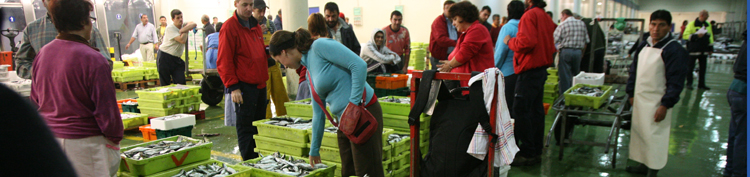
(573, 72, 605, 86)
(150, 114, 196, 130)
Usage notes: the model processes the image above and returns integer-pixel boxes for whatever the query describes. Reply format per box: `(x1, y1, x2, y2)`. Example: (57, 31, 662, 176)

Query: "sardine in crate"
(573, 72, 605, 86)
(143, 159, 251, 177)
(378, 96, 411, 116)
(242, 155, 337, 177)
(118, 136, 213, 176)
(253, 119, 312, 144)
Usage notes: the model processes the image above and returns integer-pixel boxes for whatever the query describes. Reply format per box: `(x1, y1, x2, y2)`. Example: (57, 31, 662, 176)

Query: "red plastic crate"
(544, 103, 551, 115)
(376, 74, 408, 89)
(138, 124, 157, 142)
(189, 110, 206, 120)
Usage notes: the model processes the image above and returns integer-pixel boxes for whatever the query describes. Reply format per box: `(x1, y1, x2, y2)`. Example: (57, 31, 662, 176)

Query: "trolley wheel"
(200, 79, 223, 106)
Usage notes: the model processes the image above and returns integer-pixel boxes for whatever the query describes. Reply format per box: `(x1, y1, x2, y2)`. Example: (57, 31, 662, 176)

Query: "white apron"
(629, 39, 677, 170)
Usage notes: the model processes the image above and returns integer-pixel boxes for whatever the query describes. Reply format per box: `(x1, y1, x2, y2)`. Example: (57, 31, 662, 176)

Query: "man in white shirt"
(157, 9, 196, 85)
(126, 14, 158, 62)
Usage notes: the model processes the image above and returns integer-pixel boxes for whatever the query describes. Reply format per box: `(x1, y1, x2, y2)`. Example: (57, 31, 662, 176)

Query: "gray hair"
(201, 15, 209, 23)
(573, 13, 582, 19)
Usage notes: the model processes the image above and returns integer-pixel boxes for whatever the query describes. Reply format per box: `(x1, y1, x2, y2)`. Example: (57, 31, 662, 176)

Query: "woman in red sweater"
(437, 1, 494, 86)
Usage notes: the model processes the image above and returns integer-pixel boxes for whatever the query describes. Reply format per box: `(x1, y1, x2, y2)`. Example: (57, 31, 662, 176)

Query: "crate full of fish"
(136, 87, 181, 100)
(392, 125, 430, 144)
(150, 114, 196, 130)
(379, 96, 411, 116)
(391, 150, 410, 171)
(163, 84, 201, 97)
(254, 135, 310, 157)
(563, 84, 613, 109)
(387, 134, 411, 156)
(137, 98, 182, 109)
(572, 72, 605, 86)
(144, 159, 250, 177)
(121, 113, 149, 129)
(382, 113, 429, 131)
(284, 98, 332, 118)
(240, 152, 336, 177)
(254, 117, 314, 144)
(118, 135, 213, 176)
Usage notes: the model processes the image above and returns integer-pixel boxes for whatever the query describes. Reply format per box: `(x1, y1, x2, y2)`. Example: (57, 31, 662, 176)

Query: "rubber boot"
(647, 169, 659, 177)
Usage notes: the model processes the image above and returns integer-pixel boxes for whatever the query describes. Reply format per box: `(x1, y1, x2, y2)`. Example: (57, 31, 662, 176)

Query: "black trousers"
(512, 67, 547, 158)
(686, 55, 708, 87)
(234, 82, 268, 160)
(504, 74, 518, 118)
(157, 51, 186, 86)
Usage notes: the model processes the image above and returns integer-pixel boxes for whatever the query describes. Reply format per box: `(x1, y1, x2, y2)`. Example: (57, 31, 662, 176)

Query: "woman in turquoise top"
(494, 0, 524, 112)
(269, 29, 384, 177)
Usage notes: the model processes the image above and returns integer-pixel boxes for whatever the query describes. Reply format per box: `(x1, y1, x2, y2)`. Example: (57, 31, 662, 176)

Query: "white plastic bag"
(224, 91, 237, 126)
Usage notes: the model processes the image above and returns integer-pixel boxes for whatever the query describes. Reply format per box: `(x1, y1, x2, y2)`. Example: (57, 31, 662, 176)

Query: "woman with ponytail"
(269, 29, 385, 177)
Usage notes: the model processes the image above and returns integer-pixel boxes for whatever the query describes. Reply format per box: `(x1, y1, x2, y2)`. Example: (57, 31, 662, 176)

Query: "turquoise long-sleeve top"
(303, 38, 375, 156)
(494, 19, 520, 76)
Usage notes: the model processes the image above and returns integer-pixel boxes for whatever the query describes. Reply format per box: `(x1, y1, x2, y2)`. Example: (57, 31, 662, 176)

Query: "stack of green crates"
(252, 118, 312, 158)
(112, 67, 146, 82)
(143, 61, 157, 68)
(544, 68, 559, 104)
(305, 128, 395, 177)
(142, 67, 159, 80)
(135, 85, 201, 117)
(113, 61, 125, 69)
(183, 50, 204, 70)
(409, 42, 428, 71)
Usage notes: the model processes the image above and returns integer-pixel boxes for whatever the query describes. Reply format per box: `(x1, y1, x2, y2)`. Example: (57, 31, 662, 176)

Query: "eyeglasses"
(90, 17, 97, 24)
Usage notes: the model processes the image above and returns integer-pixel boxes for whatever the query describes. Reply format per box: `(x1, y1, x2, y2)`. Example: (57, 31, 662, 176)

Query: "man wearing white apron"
(625, 10, 689, 177)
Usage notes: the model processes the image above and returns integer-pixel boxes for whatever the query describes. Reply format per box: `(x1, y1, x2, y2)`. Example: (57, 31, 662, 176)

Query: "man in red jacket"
(503, 0, 557, 166)
(428, 0, 457, 70)
(217, 0, 270, 161)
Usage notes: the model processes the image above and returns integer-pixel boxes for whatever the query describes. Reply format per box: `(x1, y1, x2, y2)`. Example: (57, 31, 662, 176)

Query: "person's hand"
(654, 106, 668, 122)
(154, 45, 159, 50)
(125, 44, 130, 50)
(437, 63, 452, 72)
(698, 33, 705, 38)
(503, 35, 511, 44)
(309, 156, 322, 166)
(231, 89, 243, 104)
(629, 97, 634, 105)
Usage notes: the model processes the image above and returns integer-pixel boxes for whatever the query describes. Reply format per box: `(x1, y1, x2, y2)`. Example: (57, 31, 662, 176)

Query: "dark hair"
(650, 9, 672, 24)
(508, 1, 525, 20)
(546, 11, 553, 18)
(269, 28, 315, 56)
(140, 14, 147, 19)
(324, 2, 339, 14)
(562, 9, 573, 16)
(481, 6, 491, 13)
(390, 10, 402, 19)
(682, 20, 688, 25)
(448, 1, 479, 23)
(160, 16, 166, 20)
(213, 16, 218, 20)
(492, 14, 500, 20)
(308, 13, 328, 37)
(170, 9, 182, 19)
(531, 0, 548, 9)
(48, 0, 93, 33)
(215, 22, 223, 32)
(443, 0, 455, 6)
(278, 9, 282, 15)
(710, 20, 716, 24)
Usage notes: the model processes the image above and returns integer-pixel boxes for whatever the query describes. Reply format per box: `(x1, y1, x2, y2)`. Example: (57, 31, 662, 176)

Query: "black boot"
(626, 163, 648, 175)
(647, 169, 659, 177)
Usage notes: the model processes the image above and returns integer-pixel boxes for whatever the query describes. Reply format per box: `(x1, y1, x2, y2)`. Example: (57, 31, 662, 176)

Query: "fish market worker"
(269, 29, 385, 177)
(30, 0, 123, 176)
(217, 0, 270, 160)
(625, 9, 688, 177)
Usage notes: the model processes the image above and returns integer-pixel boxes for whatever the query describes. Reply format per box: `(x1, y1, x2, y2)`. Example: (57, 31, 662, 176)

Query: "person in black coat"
(323, 2, 362, 55)
(723, 31, 746, 177)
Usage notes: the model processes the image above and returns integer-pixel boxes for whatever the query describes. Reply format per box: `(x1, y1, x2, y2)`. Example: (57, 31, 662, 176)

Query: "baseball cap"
(253, 0, 268, 9)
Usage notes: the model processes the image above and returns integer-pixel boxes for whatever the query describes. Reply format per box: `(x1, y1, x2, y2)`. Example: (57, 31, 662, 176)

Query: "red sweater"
(491, 25, 501, 47)
(449, 21, 495, 88)
(217, 12, 268, 89)
(508, 7, 557, 74)
(429, 14, 457, 61)
(296, 66, 307, 84)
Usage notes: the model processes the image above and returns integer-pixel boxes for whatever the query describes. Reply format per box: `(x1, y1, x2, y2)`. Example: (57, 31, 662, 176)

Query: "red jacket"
(296, 66, 307, 84)
(508, 7, 557, 74)
(429, 14, 457, 61)
(449, 21, 495, 89)
(217, 12, 268, 89)
(491, 25, 501, 47)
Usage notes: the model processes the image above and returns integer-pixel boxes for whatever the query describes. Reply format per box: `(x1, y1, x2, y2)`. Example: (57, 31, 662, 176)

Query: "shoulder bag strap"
(308, 72, 369, 127)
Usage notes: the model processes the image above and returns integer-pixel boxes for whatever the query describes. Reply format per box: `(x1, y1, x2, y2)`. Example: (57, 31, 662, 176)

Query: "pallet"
(114, 79, 161, 92)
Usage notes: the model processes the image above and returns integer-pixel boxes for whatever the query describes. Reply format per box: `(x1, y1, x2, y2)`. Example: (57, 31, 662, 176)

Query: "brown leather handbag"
(309, 75, 379, 145)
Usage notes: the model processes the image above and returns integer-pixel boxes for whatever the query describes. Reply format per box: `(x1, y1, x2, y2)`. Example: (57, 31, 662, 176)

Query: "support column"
(603, 0, 608, 18)
(574, 0, 581, 14)
(592, 0, 597, 18)
(280, 0, 308, 97)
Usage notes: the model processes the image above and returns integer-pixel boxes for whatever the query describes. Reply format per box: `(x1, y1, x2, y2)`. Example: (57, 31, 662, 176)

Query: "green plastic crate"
(145, 74, 159, 80)
(121, 113, 149, 129)
(392, 127, 430, 144)
(118, 136, 213, 176)
(112, 69, 144, 77)
(182, 94, 202, 104)
(382, 113, 428, 130)
(307, 127, 339, 148)
(143, 61, 157, 68)
(113, 76, 144, 82)
(547, 68, 558, 76)
(393, 164, 410, 177)
(242, 155, 336, 177)
(136, 98, 181, 108)
(113, 61, 125, 69)
(164, 84, 201, 97)
(284, 98, 313, 117)
(145, 159, 251, 177)
(379, 96, 411, 116)
(543, 90, 558, 98)
(155, 125, 193, 139)
(547, 75, 559, 82)
(137, 106, 181, 117)
(253, 119, 311, 143)
(184, 103, 201, 113)
(392, 136, 411, 156)
(136, 88, 181, 100)
(391, 150, 410, 171)
(254, 135, 309, 157)
(544, 97, 556, 104)
(544, 83, 558, 90)
(318, 146, 341, 163)
(563, 84, 613, 109)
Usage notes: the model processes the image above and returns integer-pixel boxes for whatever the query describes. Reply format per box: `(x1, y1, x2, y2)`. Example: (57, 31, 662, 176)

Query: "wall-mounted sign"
(116, 14, 122, 20)
(9, 16, 14, 23)
(353, 7, 362, 26)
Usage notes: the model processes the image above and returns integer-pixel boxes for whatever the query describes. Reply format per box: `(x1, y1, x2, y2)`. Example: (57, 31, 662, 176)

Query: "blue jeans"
(725, 90, 747, 177)
(558, 49, 582, 94)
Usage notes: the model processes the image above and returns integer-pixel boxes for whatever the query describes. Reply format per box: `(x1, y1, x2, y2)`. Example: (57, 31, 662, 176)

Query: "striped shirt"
(553, 17, 590, 50)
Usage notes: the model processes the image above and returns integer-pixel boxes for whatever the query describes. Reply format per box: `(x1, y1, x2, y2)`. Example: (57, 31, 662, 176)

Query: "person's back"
(205, 32, 219, 69)
(495, 19, 519, 76)
(509, 6, 556, 73)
